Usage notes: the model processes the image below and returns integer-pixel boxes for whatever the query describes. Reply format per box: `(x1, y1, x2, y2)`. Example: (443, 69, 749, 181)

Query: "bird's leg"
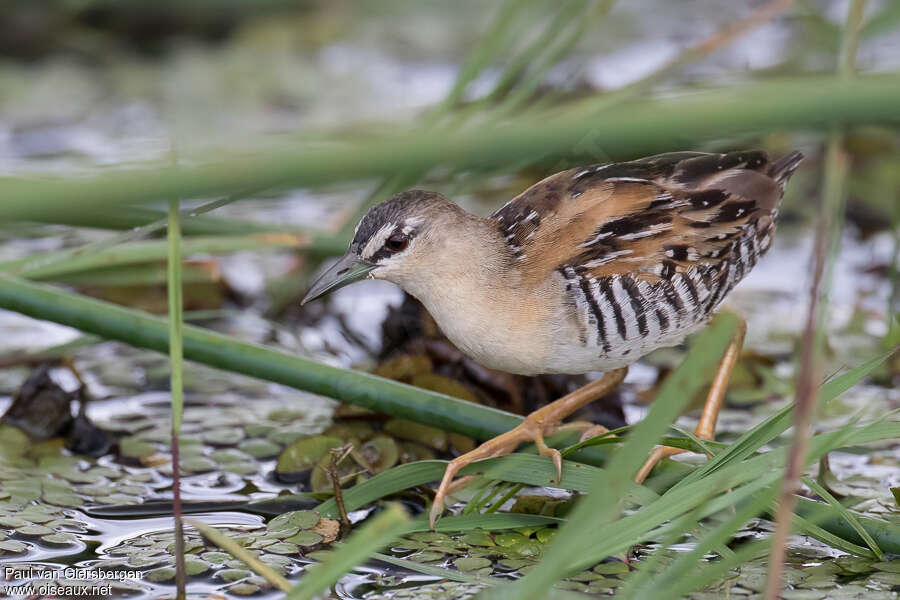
(430, 367, 627, 529)
(635, 314, 747, 483)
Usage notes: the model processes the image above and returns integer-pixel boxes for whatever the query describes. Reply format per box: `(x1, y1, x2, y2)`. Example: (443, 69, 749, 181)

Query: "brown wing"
(493, 150, 802, 360)
(492, 150, 803, 284)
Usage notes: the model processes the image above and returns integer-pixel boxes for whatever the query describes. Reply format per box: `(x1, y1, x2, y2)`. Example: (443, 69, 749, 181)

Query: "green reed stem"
(3, 75, 900, 222)
(167, 199, 187, 600)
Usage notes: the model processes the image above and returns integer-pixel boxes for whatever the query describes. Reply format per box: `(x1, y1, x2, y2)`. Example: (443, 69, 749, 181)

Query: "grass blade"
(313, 454, 658, 519)
(487, 313, 739, 600)
(802, 476, 883, 559)
(1, 234, 338, 281)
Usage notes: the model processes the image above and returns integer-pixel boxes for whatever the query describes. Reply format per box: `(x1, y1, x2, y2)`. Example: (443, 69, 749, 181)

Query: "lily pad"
(184, 557, 210, 575)
(128, 553, 166, 568)
(373, 354, 433, 380)
(594, 560, 629, 575)
(408, 550, 446, 563)
(220, 461, 259, 476)
(202, 551, 232, 564)
(310, 452, 359, 493)
(285, 531, 323, 546)
(219, 568, 253, 582)
(398, 442, 436, 463)
(275, 435, 344, 481)
(41, 532, 77, 544)
(323, 420, 376, 444)
(181, 456, 217, 473)
(202, 427, 245, 446)
(454, 557, 492, 572)
(410, 373, 479, 403)
(0, 516, 28, 527)
(0, 539, 27, 553)
(266, 542, 299, 555)
(358, 435, 400, 473)
(238, 438, 281, 458)
(228, 582, 261, 595)
(147, 566, 176, 582)
(493, 532, 527, 547)
(17, 524, 55, 536)
(383, 419, 448, 451)
(119, 436, 157, 458)
(42, 491, 83, 507)
(460, 530, 494, 547)
(269, 510, 320, 532)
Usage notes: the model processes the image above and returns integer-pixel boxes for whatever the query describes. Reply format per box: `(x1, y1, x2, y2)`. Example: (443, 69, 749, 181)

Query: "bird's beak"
(301, 252, 375, 305)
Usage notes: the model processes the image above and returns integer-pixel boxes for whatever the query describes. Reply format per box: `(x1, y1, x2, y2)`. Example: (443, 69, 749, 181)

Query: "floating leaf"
(41, 532, 76, 544)
(285, 531, 323, 546)
(0, 539, 27, 553)
(494, 532, 527, 547)
(147, 566, 176, 582)
(460, 530, 495, 547)
(398, 442, 436, 463)
(17, 524, 54, 536)
(181, 456, 217, 473)
(275, 435, 344, 481)
(264, 542, 298, 555)
(219, 568, 253, 582)
(0, 516, 28, 527)
(238, 438, 281, 459)
(202, 551, 232, 564)
(384, 419, 448, 451)
(42, 492, 83, 507)
(228, 582, 261, 595)
(454, 557, 492, 572)
(323, 421, 376, 444)
(593, 560, 629, 575)
(358, 435, 400, 474)
(221, 461, 259, 476)
(128, 553, 166, 568)
(203, 427, 246, 446)
(310, 453, 359, 493)
(184, 557, 210, 576)
(119, 436, 157, 458)
(373, 354, 433, 380)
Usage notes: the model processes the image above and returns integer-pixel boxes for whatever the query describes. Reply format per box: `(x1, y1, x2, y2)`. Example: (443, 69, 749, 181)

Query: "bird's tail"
(769, 150, 804, 185)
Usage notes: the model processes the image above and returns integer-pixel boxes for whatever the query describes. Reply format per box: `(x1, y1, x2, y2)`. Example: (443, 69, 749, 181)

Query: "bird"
(302, 149, 804, 529)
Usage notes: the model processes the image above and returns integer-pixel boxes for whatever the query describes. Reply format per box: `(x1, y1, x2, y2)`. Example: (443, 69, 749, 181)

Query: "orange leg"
(430, 367, 628, 529)
(635, 315, 747, 483)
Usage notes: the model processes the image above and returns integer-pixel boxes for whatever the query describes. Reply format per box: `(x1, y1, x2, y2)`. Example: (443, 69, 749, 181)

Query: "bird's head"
(301, 190, 466, 304)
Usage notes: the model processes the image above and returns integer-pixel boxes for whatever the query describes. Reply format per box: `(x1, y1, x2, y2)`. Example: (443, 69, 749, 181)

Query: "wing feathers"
(492, 150, 802, 286)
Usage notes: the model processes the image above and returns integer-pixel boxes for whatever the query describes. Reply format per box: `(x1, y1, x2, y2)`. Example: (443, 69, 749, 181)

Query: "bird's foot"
(429, 411, 562, 530)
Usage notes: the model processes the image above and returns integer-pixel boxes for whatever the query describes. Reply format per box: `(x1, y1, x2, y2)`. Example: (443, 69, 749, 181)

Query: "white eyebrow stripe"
(360, 223, 395, 260)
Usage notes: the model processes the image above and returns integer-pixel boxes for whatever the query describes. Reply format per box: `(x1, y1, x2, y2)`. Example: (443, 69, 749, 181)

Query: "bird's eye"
(385, 233, 409, 252)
